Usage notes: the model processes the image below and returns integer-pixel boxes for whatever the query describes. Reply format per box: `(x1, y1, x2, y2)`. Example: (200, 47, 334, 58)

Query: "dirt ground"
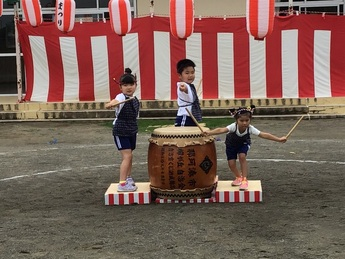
(0, 118, 344, 259)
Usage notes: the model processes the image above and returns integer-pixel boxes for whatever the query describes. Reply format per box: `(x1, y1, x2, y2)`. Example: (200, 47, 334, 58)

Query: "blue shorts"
(226, 144, 250, 160)
(114, 135, 137, 150)
(175, 115, 198, 126)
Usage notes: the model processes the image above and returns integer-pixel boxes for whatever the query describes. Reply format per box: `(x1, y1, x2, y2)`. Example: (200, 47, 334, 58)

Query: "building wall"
(137, 0, 246, 17)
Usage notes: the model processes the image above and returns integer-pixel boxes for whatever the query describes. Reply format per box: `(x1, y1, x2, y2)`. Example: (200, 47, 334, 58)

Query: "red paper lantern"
(0, 0, 3, 17)
(246, 0, 275, 40)
(55, 0, 76, 33)
(21, 0, 43, 27)
(170, 0, 194, 40)
(108, 0, 132, 36)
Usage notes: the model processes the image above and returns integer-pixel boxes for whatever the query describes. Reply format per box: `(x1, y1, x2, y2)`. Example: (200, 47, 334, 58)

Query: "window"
(275, 0, 344, 15)
(75, 0, 97, 9)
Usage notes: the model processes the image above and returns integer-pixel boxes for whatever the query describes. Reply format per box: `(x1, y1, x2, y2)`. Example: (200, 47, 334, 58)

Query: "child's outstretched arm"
(178, 82, 189, 94)
(105, 99, 120, 109)
(259, 132, 287, 143)
(204, 127, 229, 136)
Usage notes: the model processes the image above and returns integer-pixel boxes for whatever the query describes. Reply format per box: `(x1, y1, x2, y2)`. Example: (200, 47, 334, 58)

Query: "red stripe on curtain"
(201, 28, 218, 99)
(266, 22, 282, 98)
(136, 17, 156, 99)
(298, 19, 315, 98)
(75, 32, 94, 101)
(107, 29, 124, 100)
(46, 35, 64, 102)
(329, 17, 345, 96)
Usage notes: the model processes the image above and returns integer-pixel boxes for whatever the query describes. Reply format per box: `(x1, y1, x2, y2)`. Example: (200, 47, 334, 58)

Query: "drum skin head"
(149, 126, 214, 147)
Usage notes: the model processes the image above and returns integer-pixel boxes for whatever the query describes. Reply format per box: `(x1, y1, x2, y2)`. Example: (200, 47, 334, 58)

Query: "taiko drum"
(148, 126, 217, 199)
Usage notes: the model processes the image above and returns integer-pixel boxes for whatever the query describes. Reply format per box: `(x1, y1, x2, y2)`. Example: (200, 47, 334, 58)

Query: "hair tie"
(229, 105, 256, 117)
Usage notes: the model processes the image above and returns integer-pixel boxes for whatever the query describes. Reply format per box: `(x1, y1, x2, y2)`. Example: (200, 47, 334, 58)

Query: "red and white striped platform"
(155, 180, 262, 204)
(104, 182, 151, 205)
(215, 180, 262, 203)
(104, 180, 262, 205)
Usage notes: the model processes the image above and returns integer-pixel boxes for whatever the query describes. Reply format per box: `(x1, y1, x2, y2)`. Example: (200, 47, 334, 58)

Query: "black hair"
(119, 68, 136, 85)
(176, 59, 196, 74)
(230, 105, 256, 119)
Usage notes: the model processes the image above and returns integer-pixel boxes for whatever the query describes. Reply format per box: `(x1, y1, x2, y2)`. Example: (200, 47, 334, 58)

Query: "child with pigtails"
(105, 68, 140, 192)
(204, 106, 287, 190)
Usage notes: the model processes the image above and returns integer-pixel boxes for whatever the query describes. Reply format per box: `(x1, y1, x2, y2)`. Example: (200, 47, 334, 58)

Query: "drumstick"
(196, 78, 202, 96)
(107, 97, 134, 108)
(112, 77, 120, 84)
(185, 108, 204, 133)
(115, 97, 134, 106)
(286, 115, 304, 139)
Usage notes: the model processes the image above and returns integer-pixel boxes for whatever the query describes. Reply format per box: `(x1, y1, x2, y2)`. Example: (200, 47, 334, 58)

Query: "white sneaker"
(117, 182, 138, 192)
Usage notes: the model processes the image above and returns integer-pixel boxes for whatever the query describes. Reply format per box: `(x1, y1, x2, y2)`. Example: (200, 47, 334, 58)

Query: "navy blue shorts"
(175, 115, 198, 126)
(113, 135, 137, 150)
(226, 144, 250, 160)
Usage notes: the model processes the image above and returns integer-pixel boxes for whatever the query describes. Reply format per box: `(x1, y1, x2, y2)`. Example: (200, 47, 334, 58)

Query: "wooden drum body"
(148, 127, 217, 199)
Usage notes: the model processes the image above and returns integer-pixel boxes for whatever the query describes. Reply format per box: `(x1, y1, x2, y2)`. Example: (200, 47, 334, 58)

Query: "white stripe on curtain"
(282, 30, 299, 98)
(186, 33, 202, 98)
(154, 31, 171, 100)
(250, 37, 266, 98)
(123, 33, 141, 99)
(29, 36, 49, 102)
(314, 30, 331, 97)
(91, 36, 110, 101)
(218, 33, 234, 99)
(60, 37, 79, 101)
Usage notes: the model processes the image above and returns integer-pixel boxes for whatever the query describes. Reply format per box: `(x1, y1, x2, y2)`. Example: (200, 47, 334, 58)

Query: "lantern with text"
(246, 0, 275, 40)
(0, 0, 3, 17)
(21, 0, 42, 27)
(169, 0, 194, 40)
(108, 0, 132, 36)
(55, 0, 76, 33)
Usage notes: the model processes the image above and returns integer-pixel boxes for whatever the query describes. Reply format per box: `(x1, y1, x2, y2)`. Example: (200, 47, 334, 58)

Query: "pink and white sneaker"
(231, 177, 242, 186)
(239, 180, 248, 190)
(126, 176, 136, 186)
(117, 182, 137, 192)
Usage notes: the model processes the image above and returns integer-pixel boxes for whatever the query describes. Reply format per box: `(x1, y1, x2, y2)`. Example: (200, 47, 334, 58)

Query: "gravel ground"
(0, 118, 344, 259)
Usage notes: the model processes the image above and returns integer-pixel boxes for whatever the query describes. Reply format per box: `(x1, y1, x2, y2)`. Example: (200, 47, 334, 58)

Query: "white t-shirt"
(226, 122, 261, 136)
(176, 82, 194, 116)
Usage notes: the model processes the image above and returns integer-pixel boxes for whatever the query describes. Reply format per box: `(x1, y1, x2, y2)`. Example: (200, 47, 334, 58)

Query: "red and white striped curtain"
(55, 0, 76, 33)
(17, 15, 345, 102)
(170, 0, 194, 40)
(246, 0, 275, 40)
(21, 0, 43, 27)
(0, 0, 3, 17)
(108, 0, 132, 36)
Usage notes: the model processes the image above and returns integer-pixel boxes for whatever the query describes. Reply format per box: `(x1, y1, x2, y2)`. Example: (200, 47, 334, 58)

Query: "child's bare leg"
(238, 153, 248, 179)
(119, 149, 133, 181)
(126, 150, 133, 178)
(228, 159, 241, 178)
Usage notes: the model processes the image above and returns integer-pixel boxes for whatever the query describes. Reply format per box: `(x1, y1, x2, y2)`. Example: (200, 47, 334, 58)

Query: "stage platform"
(105, 182, 151, 205)
(104, 180, 262, 205)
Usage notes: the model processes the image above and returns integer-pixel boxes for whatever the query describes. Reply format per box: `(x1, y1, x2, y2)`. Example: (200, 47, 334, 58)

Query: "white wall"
(137, 0, 246, 17)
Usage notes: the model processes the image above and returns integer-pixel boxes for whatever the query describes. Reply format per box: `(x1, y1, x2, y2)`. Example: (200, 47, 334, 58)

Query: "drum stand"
(104, 176, 262, 205)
